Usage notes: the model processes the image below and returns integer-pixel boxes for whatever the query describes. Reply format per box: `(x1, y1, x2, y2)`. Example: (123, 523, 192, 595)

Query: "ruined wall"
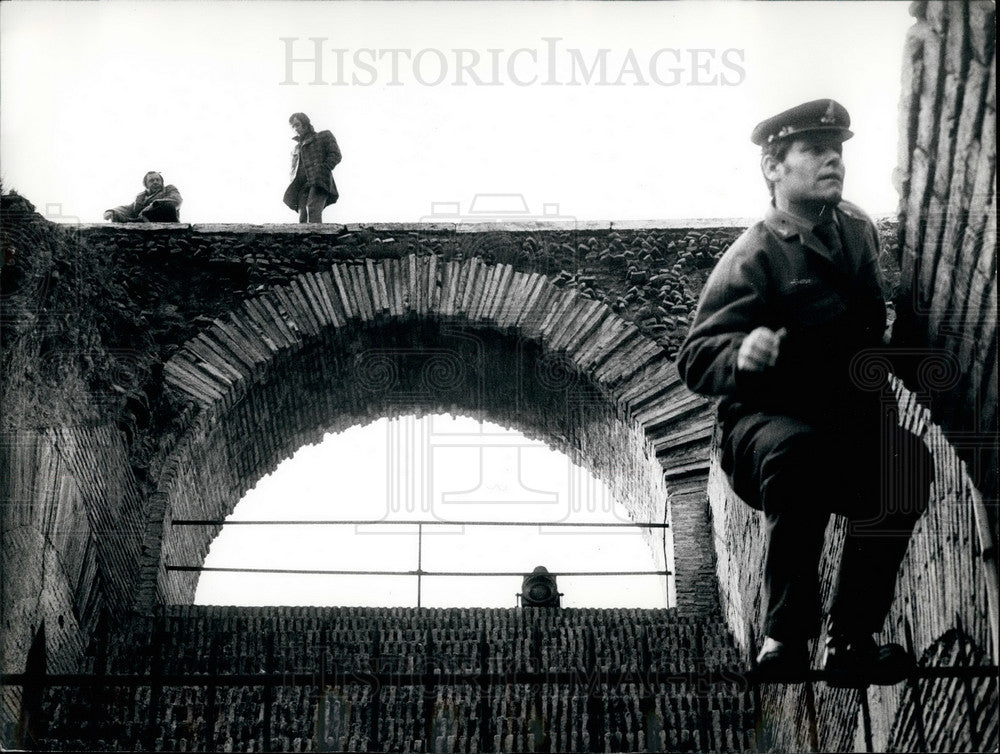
(894, 0, 997, 512)
(35, 606, 751, 753)
(2, 159, 985, 752)
(144, 246, 728, 614)
(0, 203, 740, 604)
(709, 381, 997, 753)
(0, 201, 745, 748)
(0, 202, 150, 741)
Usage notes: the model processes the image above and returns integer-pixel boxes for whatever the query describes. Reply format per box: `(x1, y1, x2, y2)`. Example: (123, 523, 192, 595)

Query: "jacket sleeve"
(106, 203, 138, 222)
(321, 131, 342, 171)
(848, 208, 889, 313)
(162, 185, 183, 208)
(676, 245, 772, 397)
(106, 192, 145, 222)
(149, 185, 183, 210)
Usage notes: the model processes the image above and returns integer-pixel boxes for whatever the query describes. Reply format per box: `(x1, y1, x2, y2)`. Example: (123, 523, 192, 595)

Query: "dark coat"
(676, 200, 889, 429)
(107, 185, 182, 222)
(282, 129, 341, 210)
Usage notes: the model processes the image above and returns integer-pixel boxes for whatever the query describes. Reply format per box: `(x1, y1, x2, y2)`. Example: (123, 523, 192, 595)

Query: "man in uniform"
(676, 99, 932, 685)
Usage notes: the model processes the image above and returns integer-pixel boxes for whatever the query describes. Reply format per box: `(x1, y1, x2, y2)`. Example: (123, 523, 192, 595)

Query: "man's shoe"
(755, 638, 809, 683)
(824, 634, 914, 687)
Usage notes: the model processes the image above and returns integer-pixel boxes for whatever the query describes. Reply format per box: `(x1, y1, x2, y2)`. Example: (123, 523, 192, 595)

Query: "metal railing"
(167, 518, 673, 607)
(3, 655, 996, 753)
(743, 614, 999, 753)
(6, 520, 995, 752)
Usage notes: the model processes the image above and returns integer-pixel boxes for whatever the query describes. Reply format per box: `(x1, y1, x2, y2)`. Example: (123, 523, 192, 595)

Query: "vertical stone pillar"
(667, 471, 720, 615)
(894, 0, 997, 510)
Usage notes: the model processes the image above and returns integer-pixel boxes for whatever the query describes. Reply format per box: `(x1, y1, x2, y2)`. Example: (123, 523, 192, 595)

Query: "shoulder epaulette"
(837, 199, 874, 225)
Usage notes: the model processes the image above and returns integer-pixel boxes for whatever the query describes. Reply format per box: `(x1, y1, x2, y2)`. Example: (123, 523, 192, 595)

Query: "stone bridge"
(3, 215, 746, 618)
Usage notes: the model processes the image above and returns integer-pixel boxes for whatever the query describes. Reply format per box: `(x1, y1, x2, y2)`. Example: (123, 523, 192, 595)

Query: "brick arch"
(139, 255, 716, 611)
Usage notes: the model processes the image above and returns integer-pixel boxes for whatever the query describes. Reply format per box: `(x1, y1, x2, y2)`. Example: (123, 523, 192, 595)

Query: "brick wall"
(709, 379, 997, 752)
(4, 156, 988, 751)
(35, 605, 752, 753)
(894, 0, 997, 510)
(146, 249, 725, 614)
(150, 322, 675, 609)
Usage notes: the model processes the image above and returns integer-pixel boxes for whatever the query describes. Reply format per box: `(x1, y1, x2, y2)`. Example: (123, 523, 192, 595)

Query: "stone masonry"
(1, 3, 995, 747)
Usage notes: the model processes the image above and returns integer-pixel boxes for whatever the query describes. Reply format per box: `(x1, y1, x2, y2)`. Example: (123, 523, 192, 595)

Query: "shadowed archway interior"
(146, 256, 716, 610)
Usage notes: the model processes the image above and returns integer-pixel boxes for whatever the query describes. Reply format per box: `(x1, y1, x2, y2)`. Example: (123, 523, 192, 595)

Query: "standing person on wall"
(676, 99, 933, 686)
(282, 113, 341, 223)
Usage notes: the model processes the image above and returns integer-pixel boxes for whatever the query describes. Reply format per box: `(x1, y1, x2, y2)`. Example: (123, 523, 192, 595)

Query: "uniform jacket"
(282, 129, 342, 210)
(676, 200, 889, 429)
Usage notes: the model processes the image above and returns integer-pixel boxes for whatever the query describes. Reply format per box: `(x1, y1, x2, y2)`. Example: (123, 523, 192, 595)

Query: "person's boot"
(755, 636, 809, 683)
(823, 623, 914, 687)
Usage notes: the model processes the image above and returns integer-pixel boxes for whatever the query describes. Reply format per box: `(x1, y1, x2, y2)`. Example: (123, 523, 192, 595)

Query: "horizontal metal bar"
(0, 670, 733, 688)
(749, 665, 1000, 683)
(171, 519, 670, 529)
(2, 665, 996, 689)
(167, 565, 671, 577)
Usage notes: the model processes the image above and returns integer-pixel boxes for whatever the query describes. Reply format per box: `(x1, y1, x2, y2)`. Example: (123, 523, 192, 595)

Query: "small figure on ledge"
(282, 112, 341, 223)
(103, 171, 182, 223)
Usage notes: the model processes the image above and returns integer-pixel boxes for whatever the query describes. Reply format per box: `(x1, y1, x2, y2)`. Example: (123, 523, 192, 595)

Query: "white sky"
(2, 2, 915, 608)
(196, 415, 672, 609)
(2, 1, 913, 224)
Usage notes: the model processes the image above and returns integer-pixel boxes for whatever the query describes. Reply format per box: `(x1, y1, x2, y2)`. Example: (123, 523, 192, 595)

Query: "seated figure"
(104, 172, 182, 222)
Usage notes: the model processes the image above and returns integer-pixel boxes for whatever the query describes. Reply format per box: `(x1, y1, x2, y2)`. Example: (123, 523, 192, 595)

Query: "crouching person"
(677, 99, 933, 686)
(104, 171, 182, 222)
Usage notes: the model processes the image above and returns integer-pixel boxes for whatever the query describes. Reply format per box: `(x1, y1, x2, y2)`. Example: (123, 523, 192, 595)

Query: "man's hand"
(103, 210, 114, 221)
(737, 327, 787, 372)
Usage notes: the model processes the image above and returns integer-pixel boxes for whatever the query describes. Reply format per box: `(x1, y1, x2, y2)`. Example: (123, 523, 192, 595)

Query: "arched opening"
(193, 414, 673, 608)
(145, 259, 716, 612)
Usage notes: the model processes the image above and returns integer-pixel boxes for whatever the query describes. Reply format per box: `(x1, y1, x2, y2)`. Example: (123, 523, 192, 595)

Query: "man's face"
(765, 134, 845, 207)
(291, 118, 308, 137)
(145, 173, 164, 192)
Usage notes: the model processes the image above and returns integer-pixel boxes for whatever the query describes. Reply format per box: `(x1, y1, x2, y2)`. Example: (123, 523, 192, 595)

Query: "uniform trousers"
(722, 407, 933, 643)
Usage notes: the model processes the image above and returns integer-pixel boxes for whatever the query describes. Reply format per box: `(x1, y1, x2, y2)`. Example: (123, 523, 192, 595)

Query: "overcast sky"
(3, 1, 912, 224)
(2, 2, 916, 608)
(196, 415, 672, 609)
